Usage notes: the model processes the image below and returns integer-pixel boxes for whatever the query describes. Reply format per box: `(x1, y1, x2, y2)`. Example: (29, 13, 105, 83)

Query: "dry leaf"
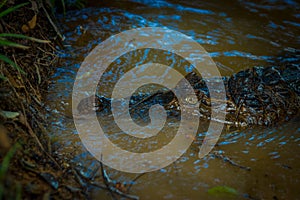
(31, 1, 38, 11)
(22, 24, 29, 33)
(22, 14, 37, 32)
(0, 110, 20, 119)
(28, 14, 37, 29)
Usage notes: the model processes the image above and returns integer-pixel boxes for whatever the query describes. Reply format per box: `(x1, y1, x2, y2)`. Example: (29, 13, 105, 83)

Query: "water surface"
(46, 1, 300, 199)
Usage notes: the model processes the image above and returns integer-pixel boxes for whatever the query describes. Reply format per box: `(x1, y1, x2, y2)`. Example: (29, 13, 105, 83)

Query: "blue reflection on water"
(130, 0, 215, 15)
(283, 20, 300, 27)
(47, 1, 300, 181)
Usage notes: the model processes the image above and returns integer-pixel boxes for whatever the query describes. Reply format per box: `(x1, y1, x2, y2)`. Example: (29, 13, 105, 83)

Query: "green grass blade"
(0, 39, 29, 49)
(208, 186, 238, 197)
(0, 74, 6, 80)
(0, 2, 29, 18)
(0, 54, 25, 74)
(77, 2, 85, 9)
(61, 0, 66, 15)
(15, 182, 22, 200)
(0, 143, 20, 180)
(0, 33, 51, 43)
(0, 0, 8, 9)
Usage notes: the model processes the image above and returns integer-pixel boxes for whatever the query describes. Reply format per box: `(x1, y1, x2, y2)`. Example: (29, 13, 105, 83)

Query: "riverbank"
(0, 1, 86, 199)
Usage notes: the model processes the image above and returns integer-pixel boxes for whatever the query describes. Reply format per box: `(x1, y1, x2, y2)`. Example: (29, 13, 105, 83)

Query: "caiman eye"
(185, 95, 198, 105)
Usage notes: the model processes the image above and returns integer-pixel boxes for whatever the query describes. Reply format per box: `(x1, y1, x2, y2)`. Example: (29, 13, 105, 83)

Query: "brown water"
(46, 0, 300, 199)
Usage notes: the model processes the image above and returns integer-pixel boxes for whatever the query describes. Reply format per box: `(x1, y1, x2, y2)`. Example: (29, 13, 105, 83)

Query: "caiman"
(76, 63, 299, 128)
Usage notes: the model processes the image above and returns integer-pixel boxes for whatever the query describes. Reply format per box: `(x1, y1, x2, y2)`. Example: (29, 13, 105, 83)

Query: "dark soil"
(0, 1, 86, 199)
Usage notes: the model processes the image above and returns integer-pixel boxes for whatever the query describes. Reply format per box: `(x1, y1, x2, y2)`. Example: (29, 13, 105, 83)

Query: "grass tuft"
(0, 2, 29, 18)
(0, 2, 51, 80)
(0, 143, 21, 200)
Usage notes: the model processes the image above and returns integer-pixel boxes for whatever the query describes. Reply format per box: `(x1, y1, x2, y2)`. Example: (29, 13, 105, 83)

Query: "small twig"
(90, 182, 107, 190)
(212, 151, 251, 171)
(39, 1, 64, 41)
(19, 112, 61, 169)
(99, 156, 111, 185)
(126, 173, 146, 193)
(72, 168, 87, 188)
(108, 186, 139, 200)
(98, 157, 140, 200)
(91, 182, 140, 200)
(100, 155, 117, 200)
(34, 63, 41, 84)
(89, 164, 100, 181)
(71, 168, 90, 198)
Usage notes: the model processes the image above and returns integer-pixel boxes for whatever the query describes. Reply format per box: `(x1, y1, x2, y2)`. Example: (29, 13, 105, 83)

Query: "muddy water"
(46, 0, 300, 199)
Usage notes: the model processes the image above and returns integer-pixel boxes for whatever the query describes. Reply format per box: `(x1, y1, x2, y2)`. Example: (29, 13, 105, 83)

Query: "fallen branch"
(39, 1, 64, 41)
(18, 112, 61, 169)
(99, 156, 140, 200)
(212, 151, 251, 171)
(126, 173, 146, 193)
(100, 155, 117, 200)
(91, 182, 140, 200)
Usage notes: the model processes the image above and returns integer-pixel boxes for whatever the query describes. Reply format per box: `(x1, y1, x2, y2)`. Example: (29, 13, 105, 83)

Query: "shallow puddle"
(45, 1, 300, 199)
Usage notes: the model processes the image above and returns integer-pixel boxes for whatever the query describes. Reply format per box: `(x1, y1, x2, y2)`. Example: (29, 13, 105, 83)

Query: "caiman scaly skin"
(76, 64, 299, 127)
